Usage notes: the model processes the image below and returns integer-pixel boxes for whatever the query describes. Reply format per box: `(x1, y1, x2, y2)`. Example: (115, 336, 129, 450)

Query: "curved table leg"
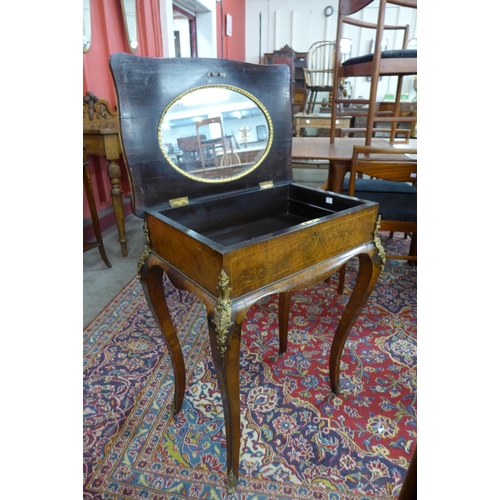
(329, 251, 381, 394)
(141, 257, 186, 415)
(207, 295, 244, 494)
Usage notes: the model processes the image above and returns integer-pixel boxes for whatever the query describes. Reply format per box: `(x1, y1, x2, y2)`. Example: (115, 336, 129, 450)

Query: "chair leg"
(389, 76, 405, 143)
(408, 233, 417, 266)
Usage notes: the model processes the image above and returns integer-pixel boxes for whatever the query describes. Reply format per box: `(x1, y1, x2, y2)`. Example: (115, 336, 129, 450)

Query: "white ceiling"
(173, 0, 211, 15)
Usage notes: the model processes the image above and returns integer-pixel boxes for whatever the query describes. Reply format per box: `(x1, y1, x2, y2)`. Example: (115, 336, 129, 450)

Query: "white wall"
(159, 0, 176, 57)
(174, 18, 192, 57)
(245, 0, 417, 101)
(196, 0, 218, 58)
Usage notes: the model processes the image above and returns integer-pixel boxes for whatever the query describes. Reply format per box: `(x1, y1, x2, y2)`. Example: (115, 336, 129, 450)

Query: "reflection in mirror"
(121, 0, 138, 52)
(159, 86, 272, 183)
(83, 0, 91, 52)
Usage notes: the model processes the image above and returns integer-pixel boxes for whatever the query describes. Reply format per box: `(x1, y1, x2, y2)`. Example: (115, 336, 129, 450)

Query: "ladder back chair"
(330, 0, 417, 145)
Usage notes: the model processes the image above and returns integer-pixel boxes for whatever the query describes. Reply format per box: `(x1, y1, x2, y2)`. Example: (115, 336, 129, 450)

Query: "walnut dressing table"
(109, 53, 385, 493)
(83, 93, 128, 256)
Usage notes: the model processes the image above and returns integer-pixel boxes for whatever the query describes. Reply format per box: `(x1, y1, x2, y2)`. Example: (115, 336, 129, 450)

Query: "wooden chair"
(347, 145, 416, 260)
(218, 152, 241, 167)
(330, 0, 417, 145)
(337, 145, 416, 293)
(303, 41, 336, 114)
(195, 117, 232, 168)
(177, 135, 203, 170)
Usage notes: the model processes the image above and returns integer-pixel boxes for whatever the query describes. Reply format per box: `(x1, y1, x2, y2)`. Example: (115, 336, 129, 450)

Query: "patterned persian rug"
(84, 232, 416, 500)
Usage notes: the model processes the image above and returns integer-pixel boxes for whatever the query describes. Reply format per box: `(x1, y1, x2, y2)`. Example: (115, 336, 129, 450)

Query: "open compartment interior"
(158, 184, 368, 247)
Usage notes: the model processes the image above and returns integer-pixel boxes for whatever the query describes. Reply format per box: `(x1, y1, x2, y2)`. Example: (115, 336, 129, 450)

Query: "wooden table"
(83, 119, 128, 257)
(294, 113, 351, 136)
(292, 137, 417, 193)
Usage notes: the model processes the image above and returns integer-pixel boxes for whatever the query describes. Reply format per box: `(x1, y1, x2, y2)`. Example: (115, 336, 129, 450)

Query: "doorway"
(173, 5, 197, 57)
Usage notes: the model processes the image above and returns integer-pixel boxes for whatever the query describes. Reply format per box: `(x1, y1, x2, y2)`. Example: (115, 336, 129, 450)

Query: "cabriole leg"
(141, 257, 186, 415)
(329, 251, 381, 394)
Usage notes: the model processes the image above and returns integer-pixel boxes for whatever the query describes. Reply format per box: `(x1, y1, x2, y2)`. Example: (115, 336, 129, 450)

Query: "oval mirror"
(83, 0, 91, 52)
(121, 0, 138, 53)
(158, 85, 273, 183)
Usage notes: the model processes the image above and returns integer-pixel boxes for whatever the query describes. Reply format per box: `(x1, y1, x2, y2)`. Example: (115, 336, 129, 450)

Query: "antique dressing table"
(109, 53, 385, 493)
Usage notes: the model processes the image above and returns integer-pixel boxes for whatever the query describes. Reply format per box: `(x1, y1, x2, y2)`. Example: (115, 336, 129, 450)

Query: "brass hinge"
(169, 196, 189, 207)
(259, 180, 274, 189)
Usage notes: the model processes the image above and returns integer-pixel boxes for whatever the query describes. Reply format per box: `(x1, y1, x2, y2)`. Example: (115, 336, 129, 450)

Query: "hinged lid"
(109, 53, 293, 218)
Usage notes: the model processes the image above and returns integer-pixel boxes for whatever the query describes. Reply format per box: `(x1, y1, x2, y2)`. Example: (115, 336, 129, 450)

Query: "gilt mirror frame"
(158, 84, 274, 184)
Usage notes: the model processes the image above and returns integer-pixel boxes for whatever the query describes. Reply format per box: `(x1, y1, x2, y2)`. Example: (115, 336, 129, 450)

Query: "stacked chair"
(330, 0, 417, 144)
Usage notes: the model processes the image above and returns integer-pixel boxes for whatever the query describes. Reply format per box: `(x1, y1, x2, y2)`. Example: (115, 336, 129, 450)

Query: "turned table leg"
(141, 259, 186, 415)
(329, 251, 381, 394)
(107, 160, 128, 257)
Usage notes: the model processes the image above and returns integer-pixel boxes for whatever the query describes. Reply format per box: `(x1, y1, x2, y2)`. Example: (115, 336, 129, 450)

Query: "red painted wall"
(219, 0, 246, 62)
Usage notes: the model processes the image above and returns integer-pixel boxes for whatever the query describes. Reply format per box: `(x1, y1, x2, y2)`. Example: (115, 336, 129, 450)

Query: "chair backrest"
(339, 0, 416, 16)
(339, 0, 374, 16)
(348, 145, 417, 195)
(218, 152, 241, 167)
(196, 116, 224, 140)
(177, 135, 201, 153)
(304, 41, 336, 88)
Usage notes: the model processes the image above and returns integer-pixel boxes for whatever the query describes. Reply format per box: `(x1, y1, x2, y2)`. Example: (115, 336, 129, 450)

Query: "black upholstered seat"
(343, 178, 416, 222)
(342, 49, 417, 67)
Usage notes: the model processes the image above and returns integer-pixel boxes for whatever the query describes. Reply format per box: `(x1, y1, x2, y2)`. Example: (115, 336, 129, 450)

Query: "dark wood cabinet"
(263, 45, 307, 114)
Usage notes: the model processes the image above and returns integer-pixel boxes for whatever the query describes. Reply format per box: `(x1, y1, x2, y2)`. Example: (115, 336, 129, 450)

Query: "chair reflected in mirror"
(177, 135, 203, 171)
(218, 152, 241, 167)
(196, 117, 233, 168)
